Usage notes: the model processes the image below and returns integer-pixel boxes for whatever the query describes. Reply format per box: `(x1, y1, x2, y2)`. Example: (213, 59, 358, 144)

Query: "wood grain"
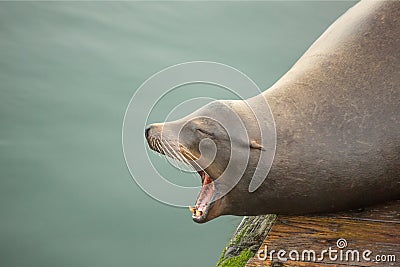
(246, 201, 400, 267)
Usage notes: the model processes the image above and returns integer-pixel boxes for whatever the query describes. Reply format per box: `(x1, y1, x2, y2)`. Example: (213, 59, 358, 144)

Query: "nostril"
(145, 125, 152, 138)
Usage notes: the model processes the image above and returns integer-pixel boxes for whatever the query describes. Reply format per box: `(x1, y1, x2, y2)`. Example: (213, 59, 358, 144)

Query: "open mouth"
(189, 170, 215, 223)
(145, 136, 217, 223)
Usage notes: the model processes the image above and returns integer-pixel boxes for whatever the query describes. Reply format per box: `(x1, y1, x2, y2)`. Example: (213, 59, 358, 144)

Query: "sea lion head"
(145, 99, 273, 223)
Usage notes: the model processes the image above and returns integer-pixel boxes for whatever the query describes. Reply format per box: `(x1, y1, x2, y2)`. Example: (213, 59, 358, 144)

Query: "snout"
(144, 123, 167, 151)
(145, 124, 152, 139)
(145, 123, 160, 152)
(145, 123, 163, 139)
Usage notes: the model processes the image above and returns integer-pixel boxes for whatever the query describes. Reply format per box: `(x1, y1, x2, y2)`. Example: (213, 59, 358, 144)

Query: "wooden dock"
(217, 201, 399, 267)
(247, 201, 399, 267)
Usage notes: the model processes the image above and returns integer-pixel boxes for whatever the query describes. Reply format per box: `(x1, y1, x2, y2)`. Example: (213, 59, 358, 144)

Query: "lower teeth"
(188, 206, 203, 217)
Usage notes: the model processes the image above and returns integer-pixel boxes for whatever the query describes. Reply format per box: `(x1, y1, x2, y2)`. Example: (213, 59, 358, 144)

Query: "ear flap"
(250, 140, 265, 150)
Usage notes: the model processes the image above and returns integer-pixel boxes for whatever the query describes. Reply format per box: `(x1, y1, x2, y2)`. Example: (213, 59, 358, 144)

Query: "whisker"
(180, 146, 198, 161)
(175, 146, 193, 167)
(150, 137, 205, 180)
(161, 142, 174, 158)
(155, 142, 163, 155)
(180, 146, 207, 175)
(164, 141, 187, 169)
(165, 141, 199, 175)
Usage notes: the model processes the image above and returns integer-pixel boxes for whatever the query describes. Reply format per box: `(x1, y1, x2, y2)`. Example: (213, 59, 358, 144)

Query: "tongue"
(203, 175, 212, 186)
(196, 174, 214, 212)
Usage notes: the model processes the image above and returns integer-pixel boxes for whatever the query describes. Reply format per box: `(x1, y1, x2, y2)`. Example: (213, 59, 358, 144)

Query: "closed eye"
(196, 128, 214, 137)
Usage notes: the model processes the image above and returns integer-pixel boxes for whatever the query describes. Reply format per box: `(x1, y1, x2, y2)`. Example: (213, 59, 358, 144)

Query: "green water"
(0, 2, 355, 267)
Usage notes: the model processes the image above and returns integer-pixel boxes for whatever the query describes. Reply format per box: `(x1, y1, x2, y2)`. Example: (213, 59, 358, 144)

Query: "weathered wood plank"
(253, 217, 399, 266)
(246, 201, 400, 267)
(322, 200, 400, 223)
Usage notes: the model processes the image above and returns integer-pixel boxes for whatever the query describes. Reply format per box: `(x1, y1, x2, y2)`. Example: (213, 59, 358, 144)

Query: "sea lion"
(145, 0, 400, 223)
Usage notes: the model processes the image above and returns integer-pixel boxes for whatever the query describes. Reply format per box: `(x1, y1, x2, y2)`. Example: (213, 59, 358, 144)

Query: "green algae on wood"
(217, 214, 277, 267)
(217, 249, 254, 267)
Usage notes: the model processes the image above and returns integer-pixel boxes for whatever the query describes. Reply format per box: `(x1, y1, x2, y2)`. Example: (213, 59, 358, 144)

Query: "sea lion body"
(238, 0, 400, 215)
(146, 0, 400, 222)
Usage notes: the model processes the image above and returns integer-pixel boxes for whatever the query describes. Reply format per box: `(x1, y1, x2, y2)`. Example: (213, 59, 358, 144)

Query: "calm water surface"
(0, 2, 354, 266)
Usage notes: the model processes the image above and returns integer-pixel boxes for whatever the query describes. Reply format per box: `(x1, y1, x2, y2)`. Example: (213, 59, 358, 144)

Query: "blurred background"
(0, 2, 355, 267)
